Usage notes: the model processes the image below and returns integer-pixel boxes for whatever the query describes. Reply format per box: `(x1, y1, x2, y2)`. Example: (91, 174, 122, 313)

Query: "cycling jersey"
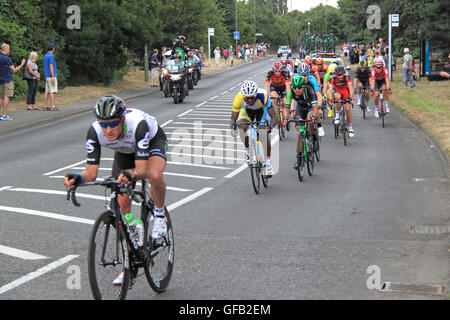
(86, 108, 160, 165)
(371, 66, 389, 81)
(354, 67, 371, 84)
(330, 75, 352, 100)
(232, 88, 272, 112)
(312, 64, 328, 79)
(306, 74, 321, 92)
(265, 70, 290, 87)
(285, 84, 318, 119)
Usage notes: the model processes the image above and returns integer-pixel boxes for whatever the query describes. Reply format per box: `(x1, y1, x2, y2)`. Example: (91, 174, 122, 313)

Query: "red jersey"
(371, 67, 389, 81)
(330, 75, 351, 90)
(265, 70, 290, 87)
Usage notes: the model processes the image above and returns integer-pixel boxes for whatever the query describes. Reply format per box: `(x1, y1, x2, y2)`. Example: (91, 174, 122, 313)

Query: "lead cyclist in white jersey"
(64, 95, 169, 240)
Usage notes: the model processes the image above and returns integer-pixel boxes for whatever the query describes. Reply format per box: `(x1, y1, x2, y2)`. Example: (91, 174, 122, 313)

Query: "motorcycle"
(162, 60, 188, 104)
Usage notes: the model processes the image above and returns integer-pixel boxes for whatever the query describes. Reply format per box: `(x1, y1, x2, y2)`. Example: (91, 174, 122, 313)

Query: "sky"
(288, 0, 339, 12)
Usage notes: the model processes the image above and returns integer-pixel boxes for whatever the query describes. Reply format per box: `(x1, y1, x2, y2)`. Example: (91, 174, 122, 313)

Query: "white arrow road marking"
(0, 245, 48, 260)
(0, 255, 79, 295)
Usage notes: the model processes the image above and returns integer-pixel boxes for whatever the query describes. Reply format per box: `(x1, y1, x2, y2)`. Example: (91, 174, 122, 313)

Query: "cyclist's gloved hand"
(64, 172, 84, 189)
(118, 169, 136, 185)
(230, 121, 238, 137)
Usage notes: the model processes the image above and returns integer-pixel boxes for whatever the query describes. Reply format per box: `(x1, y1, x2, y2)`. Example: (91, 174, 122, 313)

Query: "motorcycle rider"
(171, 35, 190, 61)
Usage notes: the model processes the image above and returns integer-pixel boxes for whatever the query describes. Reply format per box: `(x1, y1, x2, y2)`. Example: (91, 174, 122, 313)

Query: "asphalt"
(0, 59, 256, 139)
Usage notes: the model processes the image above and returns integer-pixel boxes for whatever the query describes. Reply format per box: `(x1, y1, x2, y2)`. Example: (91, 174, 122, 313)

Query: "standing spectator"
(223, 47, 228, 64)
(228, 46, 234, 65)
(245, 46, 250, 63)
(150, 48, 159, 87)
(0, 43, 26, 120)
(402, 48, 416, 88)
(26, 51, 41, 110)
(213, 47, 220, 70)
(43, 43, 60, 111)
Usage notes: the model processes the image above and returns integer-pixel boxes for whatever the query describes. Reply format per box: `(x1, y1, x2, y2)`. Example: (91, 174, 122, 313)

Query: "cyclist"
(353, 59, 371, 112)
(312, 57, 328, 89)
(328, 66, 355, 138)
(322, 62, 337, 117)
(264, 62, 291, 128)
(286, 75, 319, 169)
(231, 80, 277, 175)
(370, 59, 391, 118)
(63, 95, 169, 240)
(280, 55, 294, 78)
(297, 62, 324, 129)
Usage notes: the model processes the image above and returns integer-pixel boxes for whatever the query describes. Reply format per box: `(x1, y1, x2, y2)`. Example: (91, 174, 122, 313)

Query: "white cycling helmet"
(240, 80, 258, 98)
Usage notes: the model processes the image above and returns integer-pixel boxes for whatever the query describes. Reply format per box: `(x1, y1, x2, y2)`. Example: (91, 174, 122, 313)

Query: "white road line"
(160, 119, 173, 127)
(224, 163, 248, 179)
(0, 245, 48, 260)
(168, 137, 241, 145)
(8, 187, 107, 201)
(166, 132, 230, 138)
(208, 95, 219, 100)
(167, 152, 241, 161)
(169, 144, 245, 153)
(194, 101, 207, 108)
(0, 186, 13, 192)
(0, 205, 95, 225)
(0, 255, 79, 295)
(175, 117, 229, 121)
(164, 172, 215, 180)
(43, 160, 86, 176)
(168, 161, 232, 170)
(177, 109, 193, 117)
(173, 122, 229, 126)
(167, 187, 213, 212)
(164, 126, 232, 131)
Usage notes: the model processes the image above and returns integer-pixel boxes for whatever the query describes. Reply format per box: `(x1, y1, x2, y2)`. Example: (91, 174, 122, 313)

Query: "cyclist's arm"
(384, 68, 391, 90)
(346, 77, 354, 100)
(231, 93, 242, 127)
(285, 89, 293, 112)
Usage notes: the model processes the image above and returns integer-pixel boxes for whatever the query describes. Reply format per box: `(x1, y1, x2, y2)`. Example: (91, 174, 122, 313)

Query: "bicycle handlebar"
(66, 176, 135, 208)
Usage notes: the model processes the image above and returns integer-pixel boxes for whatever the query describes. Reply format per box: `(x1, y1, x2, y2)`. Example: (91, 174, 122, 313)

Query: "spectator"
(150, 48, 159, 87)
(213, 47, 221, 70)
(25, 51, 41, 110)
(43, 43, 60, 111)
(402, 48, 416, 88)
(439, 53, 450, 79)
(245, 46, 250, 63)
(223, 47, 228, 63)
(0, 43, 26, 120)
(228, 46, 234, 65)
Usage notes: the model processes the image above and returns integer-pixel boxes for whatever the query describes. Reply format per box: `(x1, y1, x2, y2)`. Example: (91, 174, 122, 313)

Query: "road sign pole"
(208, 32, 211, 67)
(389, 14, 392, 81)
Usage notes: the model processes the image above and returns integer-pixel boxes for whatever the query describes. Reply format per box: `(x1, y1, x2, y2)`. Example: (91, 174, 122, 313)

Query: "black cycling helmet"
(334, 66, 346, 74)
(178, 35, 186, 42)
(94, 95, 126, 120)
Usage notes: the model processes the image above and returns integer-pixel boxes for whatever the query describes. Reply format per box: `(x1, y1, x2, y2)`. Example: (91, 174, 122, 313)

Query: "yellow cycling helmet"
(328, 63, 338, 74)
(358, 59, 368, 67)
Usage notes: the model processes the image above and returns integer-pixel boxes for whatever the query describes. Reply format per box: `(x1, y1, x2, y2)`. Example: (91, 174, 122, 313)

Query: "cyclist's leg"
(380, 81, 390, 112)
(333, 91, 342, 123)
(112, 152, 135, 214)
(146, 127, 168, 211)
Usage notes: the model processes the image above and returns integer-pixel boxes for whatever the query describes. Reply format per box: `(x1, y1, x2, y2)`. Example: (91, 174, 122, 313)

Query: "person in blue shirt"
(43, 43, 60, 111)
(0, 43, 26, 120)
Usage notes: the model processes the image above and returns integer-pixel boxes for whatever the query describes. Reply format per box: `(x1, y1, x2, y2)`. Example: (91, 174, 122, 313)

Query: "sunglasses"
(336, 73, 345, 76)
(98, 119, 121, 128)
(375, 66, 382, 69)
(244, 96, 257, 101)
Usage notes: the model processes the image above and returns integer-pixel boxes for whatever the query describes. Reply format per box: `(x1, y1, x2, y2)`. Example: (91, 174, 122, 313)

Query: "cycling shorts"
(237, 107, 270, 126)
(374, 79, 386, 90)
(111, 126, 168, 177)
(270, 84, 286, 97)
(294, 105, 313, 121)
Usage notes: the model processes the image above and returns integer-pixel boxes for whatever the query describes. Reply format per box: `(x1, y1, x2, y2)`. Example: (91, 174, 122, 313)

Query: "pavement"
(0, 57, 266, 138)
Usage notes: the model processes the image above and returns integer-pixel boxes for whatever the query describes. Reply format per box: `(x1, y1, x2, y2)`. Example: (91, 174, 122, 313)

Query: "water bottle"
(125, 214, 143, 248)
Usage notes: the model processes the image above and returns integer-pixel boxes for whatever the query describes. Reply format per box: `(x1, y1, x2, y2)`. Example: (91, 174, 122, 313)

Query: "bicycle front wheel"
(250, 165, 261, 194)
(144, 207, 174, 293)
(88, 211, 130, 300)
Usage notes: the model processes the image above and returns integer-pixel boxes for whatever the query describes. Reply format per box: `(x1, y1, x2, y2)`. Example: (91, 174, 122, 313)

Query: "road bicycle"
(288, 117, 316, 182)
(333, 98, 353, 146)
(237, 121, 270, 194)
(274, 93, 287, 140)
(355, 86, 370, 119)
(372, 88, 391, 128)
(66, 177, 174, 300)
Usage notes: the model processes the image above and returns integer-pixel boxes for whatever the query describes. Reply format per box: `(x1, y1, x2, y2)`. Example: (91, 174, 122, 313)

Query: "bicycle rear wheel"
(88, 211, 130, 300)
(144, 207, 174, 293)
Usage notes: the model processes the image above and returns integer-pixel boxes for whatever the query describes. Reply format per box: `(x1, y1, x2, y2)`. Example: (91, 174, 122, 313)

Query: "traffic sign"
(234, 31, 240, 40)
(391, 14, 399, 27)
(208, 28, 214, 36)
